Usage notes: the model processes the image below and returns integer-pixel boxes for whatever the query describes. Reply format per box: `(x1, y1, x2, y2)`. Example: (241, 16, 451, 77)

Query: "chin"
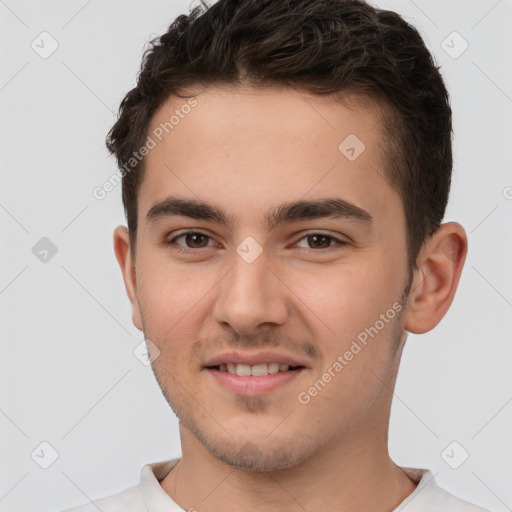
(208, 440, 307, 472)
(183, 415, 311, 472)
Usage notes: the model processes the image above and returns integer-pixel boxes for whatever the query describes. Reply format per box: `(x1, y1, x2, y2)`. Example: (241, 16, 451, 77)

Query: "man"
(64, 0, 492, 510)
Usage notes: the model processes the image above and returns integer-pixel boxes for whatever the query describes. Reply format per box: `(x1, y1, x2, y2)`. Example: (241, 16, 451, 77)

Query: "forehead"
(148, 84, 384, 153)
(139, 85, 401, 229)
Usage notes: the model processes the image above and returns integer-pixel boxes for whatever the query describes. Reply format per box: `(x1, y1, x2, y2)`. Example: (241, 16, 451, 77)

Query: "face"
(120, 85, 413, 471)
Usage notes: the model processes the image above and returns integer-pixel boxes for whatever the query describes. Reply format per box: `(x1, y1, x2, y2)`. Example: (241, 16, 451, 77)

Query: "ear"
(113, 226, 143, 331)
(403, 222, 468, 334)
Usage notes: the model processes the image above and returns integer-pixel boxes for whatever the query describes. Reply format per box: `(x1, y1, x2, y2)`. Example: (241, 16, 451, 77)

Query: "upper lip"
(203, 350, 309, 368)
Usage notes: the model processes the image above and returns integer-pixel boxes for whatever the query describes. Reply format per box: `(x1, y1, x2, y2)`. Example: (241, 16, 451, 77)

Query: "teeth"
(268, 363, 280, 374)
(236, 364, 251, 376)
(218, 362, 295, 376)
(251, 363, 268, 377)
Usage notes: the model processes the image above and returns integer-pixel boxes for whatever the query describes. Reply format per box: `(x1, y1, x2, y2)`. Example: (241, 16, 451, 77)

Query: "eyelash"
(166, 230, 349, 254)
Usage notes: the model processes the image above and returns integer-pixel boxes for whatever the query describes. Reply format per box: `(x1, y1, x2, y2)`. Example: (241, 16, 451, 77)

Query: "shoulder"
(398, 468, 493, 512)
(59, 458, 180, 512)
(427, 485, 493, 512)
(61, 483, 145, 512)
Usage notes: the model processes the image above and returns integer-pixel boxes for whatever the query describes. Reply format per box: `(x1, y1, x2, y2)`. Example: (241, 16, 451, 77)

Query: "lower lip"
(205, 367, 305, 396)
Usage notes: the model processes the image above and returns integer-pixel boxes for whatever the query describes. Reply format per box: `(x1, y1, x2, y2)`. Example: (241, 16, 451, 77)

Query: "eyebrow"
(146, 196, 373, 231)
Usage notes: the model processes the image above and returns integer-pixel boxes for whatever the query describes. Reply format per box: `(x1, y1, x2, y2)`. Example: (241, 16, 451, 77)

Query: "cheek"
(292, 257, 403, 402)
(136, 258, 223, 377)
(137, 251, 217, 325)
(294, 259, 398, 343)
(295, 267, 402, 423)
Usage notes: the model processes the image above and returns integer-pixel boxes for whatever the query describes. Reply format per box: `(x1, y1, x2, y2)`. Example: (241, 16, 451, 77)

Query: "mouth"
(204, 362, 306, 396)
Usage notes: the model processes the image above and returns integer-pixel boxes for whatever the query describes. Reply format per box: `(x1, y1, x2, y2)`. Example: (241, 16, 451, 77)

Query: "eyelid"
(166, 229, 349, 252)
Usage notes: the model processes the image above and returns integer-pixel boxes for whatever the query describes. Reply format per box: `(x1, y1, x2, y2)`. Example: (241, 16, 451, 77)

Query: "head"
(110, 0, 467, 471)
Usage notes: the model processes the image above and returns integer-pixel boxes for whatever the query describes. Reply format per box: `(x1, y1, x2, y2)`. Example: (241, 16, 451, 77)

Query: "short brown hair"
(106, 0, 452, 274)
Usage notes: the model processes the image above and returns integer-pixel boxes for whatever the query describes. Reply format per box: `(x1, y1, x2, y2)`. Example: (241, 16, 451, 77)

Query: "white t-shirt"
(62, 459, 492, 512)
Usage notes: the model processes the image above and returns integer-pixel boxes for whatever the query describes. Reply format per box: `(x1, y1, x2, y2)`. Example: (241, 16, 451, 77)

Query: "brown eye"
(307, 235, 331, 249)
(295, 232, 348, 251)
(183, 233, 209, 248)
(167, 231, 214, 252)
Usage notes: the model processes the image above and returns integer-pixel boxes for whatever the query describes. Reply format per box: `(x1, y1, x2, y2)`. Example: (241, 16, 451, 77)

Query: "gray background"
(1, 0, 511, 511)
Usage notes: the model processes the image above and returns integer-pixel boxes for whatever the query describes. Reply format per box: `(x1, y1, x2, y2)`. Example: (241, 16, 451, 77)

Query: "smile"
(212, 362, 303, 376)
(205, 364, 306, 395)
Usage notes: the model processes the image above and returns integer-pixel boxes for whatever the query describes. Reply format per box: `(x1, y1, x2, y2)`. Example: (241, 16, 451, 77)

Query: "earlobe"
(403, 222, 468, 334)
(113, 226, 143, 331)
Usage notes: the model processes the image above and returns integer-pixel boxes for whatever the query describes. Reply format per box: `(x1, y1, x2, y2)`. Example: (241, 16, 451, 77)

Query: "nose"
(212, 250, 289, 336)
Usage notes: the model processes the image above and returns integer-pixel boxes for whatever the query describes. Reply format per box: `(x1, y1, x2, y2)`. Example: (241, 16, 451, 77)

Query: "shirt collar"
(140, 458, 182, 512)
(140, 459, 435, 512)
